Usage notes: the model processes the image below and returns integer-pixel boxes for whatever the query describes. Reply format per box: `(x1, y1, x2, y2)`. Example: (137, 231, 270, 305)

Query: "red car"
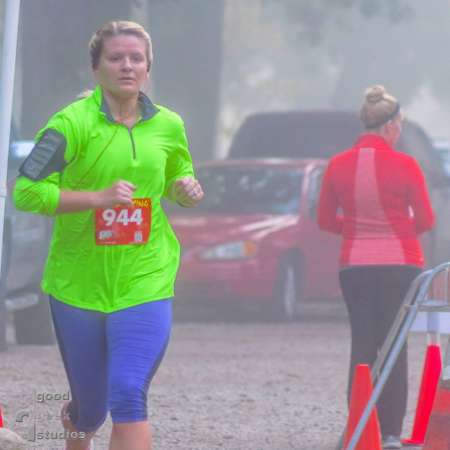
(166, 158, 341, 320)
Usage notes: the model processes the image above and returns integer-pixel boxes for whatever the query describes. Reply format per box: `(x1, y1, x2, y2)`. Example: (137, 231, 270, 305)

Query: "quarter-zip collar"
(354, 133, 394, 152)
(92, 85, 159, 124)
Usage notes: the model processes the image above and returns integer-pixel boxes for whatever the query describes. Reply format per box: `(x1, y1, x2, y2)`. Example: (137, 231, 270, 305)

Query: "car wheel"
(13, 292, 55, 345)
(280, 262, 298, 320)
(266, 258, 303, 321)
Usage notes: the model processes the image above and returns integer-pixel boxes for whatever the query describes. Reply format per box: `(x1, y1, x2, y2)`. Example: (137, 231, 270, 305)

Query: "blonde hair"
(359, 85, 400, 130)
(89, 20, 153, 72)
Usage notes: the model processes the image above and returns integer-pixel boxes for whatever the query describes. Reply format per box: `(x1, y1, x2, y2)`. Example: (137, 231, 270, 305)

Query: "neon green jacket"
(13, 86, 194, 312)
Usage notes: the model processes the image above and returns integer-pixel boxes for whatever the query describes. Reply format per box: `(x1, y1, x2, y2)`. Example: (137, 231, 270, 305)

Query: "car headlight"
(200, 241, 258, 260)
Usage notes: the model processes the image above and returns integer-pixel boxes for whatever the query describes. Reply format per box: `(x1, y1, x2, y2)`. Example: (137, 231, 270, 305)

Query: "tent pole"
(0, 0, 21, 280)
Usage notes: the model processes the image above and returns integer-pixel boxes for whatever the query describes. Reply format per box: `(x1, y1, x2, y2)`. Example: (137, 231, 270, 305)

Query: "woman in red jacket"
(318, 85, 434, 449)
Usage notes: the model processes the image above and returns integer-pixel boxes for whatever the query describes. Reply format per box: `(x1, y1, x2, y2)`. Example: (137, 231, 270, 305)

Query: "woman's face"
(94, 34, 149, 99)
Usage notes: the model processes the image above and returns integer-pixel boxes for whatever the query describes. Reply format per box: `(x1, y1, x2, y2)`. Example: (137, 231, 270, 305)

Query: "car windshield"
(171, 166, 303, 214)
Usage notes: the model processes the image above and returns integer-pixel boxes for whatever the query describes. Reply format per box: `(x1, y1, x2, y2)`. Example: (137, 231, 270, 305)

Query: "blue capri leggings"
(49, 297, 172, 432)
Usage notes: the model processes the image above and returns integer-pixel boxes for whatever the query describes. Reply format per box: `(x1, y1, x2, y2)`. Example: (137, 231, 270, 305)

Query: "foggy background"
(0, 0, 449, 160)
(1, 3, 450, 448)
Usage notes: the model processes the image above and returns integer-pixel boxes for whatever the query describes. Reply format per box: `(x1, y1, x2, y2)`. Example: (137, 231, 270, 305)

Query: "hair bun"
(365, 85, 386, 104)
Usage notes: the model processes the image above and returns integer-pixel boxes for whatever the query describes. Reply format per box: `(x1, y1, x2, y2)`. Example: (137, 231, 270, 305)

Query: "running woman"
(13, 20, 204, 450)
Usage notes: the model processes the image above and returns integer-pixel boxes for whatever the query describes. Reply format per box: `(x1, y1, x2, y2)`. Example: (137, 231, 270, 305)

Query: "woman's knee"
(67, 401, 108, 433)
(109, 378, 148, 423)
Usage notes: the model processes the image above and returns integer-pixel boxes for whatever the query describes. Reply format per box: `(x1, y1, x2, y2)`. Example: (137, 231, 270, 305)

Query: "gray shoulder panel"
(19, 129, 67, 180)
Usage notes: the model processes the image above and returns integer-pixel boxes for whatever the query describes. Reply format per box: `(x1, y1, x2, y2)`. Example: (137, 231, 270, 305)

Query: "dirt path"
(0, 307, 430, 450)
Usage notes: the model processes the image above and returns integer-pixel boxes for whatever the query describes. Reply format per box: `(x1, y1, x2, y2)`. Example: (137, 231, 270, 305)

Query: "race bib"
(95, 198, 151, 245)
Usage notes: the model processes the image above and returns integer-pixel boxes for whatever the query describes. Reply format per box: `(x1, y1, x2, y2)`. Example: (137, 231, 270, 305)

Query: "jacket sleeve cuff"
(43, 184, 61, 216)
(13, 176, 61, 216)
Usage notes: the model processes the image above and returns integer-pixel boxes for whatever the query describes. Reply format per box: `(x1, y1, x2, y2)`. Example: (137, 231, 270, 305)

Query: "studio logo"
(13, 390, 88, 447)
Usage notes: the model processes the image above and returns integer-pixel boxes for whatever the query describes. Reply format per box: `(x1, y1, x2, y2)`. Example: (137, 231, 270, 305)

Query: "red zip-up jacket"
(318, 134, 435, 267)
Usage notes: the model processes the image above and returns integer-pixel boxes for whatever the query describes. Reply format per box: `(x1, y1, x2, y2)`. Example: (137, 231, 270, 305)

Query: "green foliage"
(258, 0, 450, 106)
(263, 0, 412, 45)
(359, 0, 412, 21)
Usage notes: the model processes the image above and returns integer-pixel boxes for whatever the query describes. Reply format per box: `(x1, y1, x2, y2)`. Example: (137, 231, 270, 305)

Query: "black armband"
(19, 129, 67, 180)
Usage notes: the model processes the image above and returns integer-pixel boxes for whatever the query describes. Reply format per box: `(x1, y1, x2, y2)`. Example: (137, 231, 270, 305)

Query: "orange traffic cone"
(402, 343, 442, 446)
(343, 364, 382, 450)
(422, 375, 450, 450)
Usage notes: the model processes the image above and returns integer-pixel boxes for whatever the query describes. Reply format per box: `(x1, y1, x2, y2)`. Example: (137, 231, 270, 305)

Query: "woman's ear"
(383, 121, 392, 133)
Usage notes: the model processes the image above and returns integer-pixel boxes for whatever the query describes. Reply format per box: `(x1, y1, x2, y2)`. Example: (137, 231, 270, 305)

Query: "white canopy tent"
(0, 0, 21, 277)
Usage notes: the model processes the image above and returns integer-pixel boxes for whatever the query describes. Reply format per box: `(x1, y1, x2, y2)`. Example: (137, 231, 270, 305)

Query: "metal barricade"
(341, 262, 450, 450)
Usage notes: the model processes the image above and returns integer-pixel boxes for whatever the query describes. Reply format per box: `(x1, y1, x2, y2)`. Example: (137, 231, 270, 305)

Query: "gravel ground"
(0, 301, 430, 450)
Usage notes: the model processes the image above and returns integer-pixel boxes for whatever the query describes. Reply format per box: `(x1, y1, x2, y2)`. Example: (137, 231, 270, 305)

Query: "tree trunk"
(147, 0, 224, 160)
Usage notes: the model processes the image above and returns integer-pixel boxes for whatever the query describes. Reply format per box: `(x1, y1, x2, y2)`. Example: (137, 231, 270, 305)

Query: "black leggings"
(339, 265, 421, 436)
